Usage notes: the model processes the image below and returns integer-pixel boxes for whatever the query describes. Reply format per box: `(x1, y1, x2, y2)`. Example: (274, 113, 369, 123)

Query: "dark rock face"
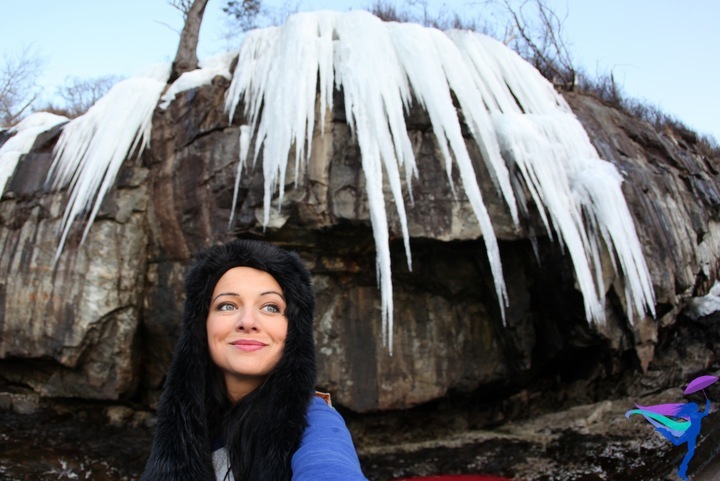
(0, 127, 148, 401)
(0, 77, 719, 420)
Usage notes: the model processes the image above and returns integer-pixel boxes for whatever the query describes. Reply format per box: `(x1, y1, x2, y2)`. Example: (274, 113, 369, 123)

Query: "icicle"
(225, 11, 419, 350)
(388, 22, 518, 315)
(228, 125, 252, 228)
(333, 11, 420, 346)
(449, 30, 655, 323)
(572, 159, 656, 319)
(225, 15, 337, 229)
(492, 112, 606, 322)
(0, 112, 68, 195)
(47, 66, 170, 262)
(224, 11, 656, 345)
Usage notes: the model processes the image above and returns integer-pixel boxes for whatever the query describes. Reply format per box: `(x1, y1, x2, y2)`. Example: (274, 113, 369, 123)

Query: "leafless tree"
(502, 0, 576, 89)
(0, 45, 45, 127)
(168, 0, 211, 82)
(43, 75, 120, 118)
(223, 0, 263, 31)
(222, 0, 299, 34)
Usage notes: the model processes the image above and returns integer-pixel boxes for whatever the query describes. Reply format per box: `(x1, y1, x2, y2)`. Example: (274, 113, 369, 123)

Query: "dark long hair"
(141, 240, 317, 481)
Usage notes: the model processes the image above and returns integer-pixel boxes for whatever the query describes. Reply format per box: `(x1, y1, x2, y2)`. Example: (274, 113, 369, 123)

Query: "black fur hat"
(141, 239, 317, 481)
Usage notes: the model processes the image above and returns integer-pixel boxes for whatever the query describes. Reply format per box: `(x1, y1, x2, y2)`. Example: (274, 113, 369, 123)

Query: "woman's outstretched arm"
(291, 396, 369, 481)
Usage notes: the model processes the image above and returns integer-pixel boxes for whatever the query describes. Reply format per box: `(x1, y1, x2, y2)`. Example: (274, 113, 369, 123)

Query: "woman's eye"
(262, 304, 282, 314)
(218, 303, 236, 311)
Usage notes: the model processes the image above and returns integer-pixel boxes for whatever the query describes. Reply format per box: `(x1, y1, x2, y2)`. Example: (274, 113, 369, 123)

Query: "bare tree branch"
(223, 0, 262, 31)
(222, 0, 300, 33)
(503, 0, 576, 89)
(168, 0, 195, 20)
(0, 45, 45, 127)
(42, 75, 121, 118)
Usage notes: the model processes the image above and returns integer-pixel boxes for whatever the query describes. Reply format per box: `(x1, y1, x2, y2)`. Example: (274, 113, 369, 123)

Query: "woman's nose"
(235, 308, 258, 331)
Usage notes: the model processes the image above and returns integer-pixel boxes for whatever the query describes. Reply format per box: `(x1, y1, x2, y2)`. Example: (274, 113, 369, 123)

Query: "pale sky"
(1, 0, 718, 140)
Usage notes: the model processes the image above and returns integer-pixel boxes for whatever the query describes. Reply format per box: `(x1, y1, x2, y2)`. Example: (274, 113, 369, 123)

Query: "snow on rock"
(225, 10, 656, 346)
(46, 65, 170, 261)
(0, 112, 68, 194)
(683, 281, 720, 321)
(159, 52, 235, 109)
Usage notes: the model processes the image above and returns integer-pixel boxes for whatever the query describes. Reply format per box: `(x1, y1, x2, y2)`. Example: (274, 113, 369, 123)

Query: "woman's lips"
(230, 339, 267, 352)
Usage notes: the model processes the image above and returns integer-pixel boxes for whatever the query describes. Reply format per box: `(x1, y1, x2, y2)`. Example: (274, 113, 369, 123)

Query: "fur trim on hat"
(141, 240, 316, 481)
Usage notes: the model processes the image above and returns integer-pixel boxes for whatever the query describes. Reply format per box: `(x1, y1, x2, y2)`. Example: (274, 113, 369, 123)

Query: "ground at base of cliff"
(1, 387, 720, 481)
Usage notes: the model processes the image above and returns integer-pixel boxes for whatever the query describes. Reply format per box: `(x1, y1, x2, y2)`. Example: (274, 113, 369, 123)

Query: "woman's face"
(207, 267, 288, 401)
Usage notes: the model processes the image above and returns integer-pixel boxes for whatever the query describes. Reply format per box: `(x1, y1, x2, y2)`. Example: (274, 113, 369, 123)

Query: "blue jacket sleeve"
(291, 396, 368, 480)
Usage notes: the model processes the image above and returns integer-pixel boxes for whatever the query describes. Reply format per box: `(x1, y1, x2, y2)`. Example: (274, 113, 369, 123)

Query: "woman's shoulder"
(291, 393, 368, 480)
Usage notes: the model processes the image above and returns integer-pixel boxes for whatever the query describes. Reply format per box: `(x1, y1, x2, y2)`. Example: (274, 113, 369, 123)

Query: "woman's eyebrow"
(260, 290, 286, 302)
(211, 291, 286, 303)
(211, 292, 239, 303)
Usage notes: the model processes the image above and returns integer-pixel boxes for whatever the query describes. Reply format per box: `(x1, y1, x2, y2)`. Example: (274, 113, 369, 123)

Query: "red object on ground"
(393, 476, 518, 481)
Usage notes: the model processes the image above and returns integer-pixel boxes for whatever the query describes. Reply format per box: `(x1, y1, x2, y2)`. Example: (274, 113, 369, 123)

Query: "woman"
(141, 239, 368, 481)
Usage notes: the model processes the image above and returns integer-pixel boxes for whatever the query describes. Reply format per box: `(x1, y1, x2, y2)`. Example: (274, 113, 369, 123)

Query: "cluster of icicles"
(0, 11, 655, 348)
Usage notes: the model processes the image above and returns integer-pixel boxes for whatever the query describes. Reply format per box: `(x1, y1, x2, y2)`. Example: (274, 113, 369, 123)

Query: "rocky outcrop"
(0, 123, 148, 400)
(0, 75, 718, 415)
(567, 92, 720, 370)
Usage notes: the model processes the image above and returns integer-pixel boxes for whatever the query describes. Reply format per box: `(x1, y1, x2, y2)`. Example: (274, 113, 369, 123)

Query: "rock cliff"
(0, 72, 718, 416)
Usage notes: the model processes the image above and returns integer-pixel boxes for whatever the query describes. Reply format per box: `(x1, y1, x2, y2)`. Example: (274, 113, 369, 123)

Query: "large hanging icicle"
(387, 22, 520, 320)
(46, 66, 169, 261)
(224, 10, 656, 346)
(226, 13, 418, 347)
(571, 158, 656, 322)
(0, 112, 68, 195)
(449, 31, 656, 321)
